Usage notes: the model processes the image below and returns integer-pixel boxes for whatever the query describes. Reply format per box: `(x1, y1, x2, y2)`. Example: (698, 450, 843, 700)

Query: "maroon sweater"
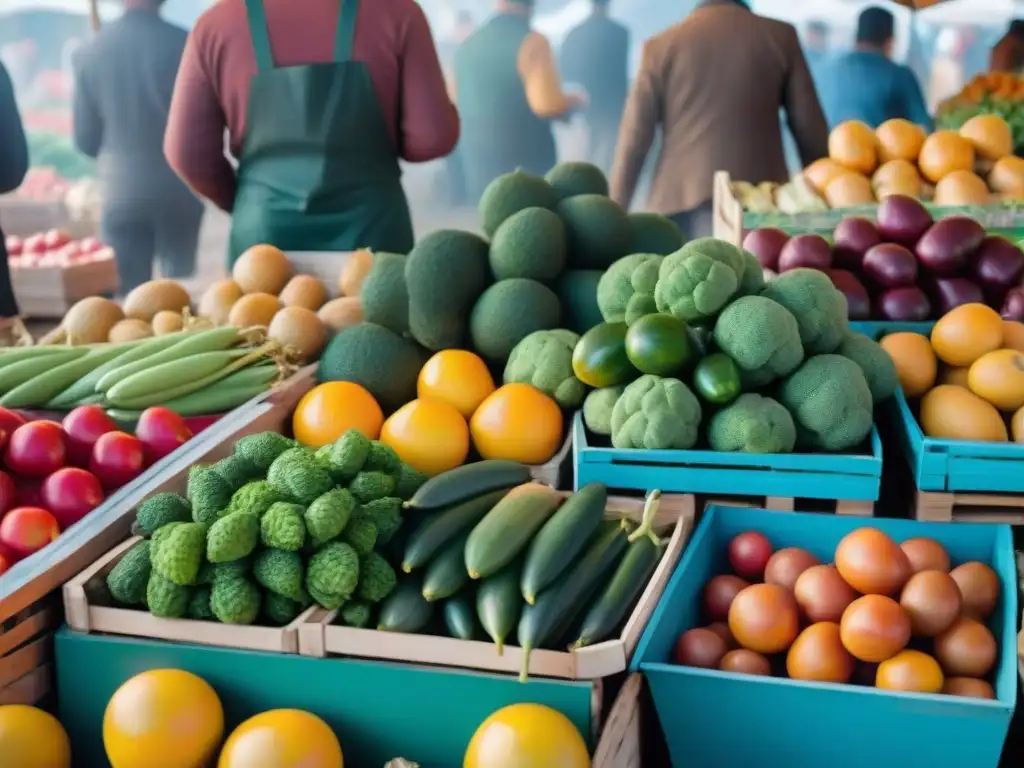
(164, 0, 460, 212)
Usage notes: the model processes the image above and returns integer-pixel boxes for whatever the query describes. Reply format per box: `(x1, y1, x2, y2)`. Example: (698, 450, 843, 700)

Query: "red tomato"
(0, 507, 60, 558)
(0, 407, 26, 437)
(136, 407, 193, 465)
(0, 549, 10, 576)
(0, 469, 16, 516)
(90, 431, 145, 489)
(41, 467, 104, 529)
(4, 421, 66, 477)
(62, 405, 117, 466)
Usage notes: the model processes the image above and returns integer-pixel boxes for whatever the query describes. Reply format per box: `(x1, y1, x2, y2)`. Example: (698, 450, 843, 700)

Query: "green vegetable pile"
(27, 131, 96, 180)
(107, 429, 430, 627)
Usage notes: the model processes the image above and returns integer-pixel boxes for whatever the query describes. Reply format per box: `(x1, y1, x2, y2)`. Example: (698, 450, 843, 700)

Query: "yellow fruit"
(803, 158, 847, 193)
(218, 709, 343, 768)
(0, 705, 71, 768)
(931, 303, 1004, 367)
(199, 279, 244, 325)
(1002, 320, 1024, 352)
(465, 703, 590, 768)
(1011, 405, 1024, 443)
(233, 244, 293, 294)
(318, 297, 363, 333)
(872, 159, 921, 199)
(824, 172, 875, 207)
(875, 119, 926, 163)
(968, 349, 1024, 411)
(959, 114, 1013, 161)
(279, 275, 328, 311)
(470, 383, 563, 465)
(932, 170, 991, 206)
(104, 669, 223, 768)
(339, 249, 373, 296)
(151, 310, 184, 335)
(920, 385, 1008, 442)
(381, 398, 470, 476)
(108, 318, 153, 343)
(123, 279, 191, 322)
(879, 332, 936, 398)
(418, 349, 496, 419)
(63, 295, 125, 344)
(918, 130, 975, 183)
(988, 155, 1024, 199)
(268, 305, 326, 361)
(828, 121, 878, 174)
(937, 365, 970, 388)
(228, 292, 281, 328)
(293, 381, 383, 447)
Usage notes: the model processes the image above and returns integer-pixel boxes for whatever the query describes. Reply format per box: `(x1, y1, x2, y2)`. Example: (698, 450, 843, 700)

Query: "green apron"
(228, 0, 415, 264)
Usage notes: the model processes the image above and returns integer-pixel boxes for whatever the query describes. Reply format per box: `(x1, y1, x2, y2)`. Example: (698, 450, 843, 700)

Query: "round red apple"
(0, 407, 27, 437)
(62, 405, 117, 466)
(41, 467, 104, 529)
(136, 407, 193, 465)
(0, 507, 60, 559)
(43, 229, 70, 250)
(90, 431, 145, 489)
(5, 236, 22, 256)
(5, 421, 66, 477)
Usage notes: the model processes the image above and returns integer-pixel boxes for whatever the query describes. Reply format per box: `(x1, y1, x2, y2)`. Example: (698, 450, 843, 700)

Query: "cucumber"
(421, 531, 471, 602)
(377, 578, 435, 633)
(0, 347, 87, 394)
(464, 484, 561, 580)
(401, 488, 508, 573)
(516, 520, 629, 682)
(476, 561, 523, 654)
(520, 483, 607, 604)
(405, 460, 531, 511)
(0, 345, 130, 408)
(443, 593, 481, 640)
(572, 535, 664, 649)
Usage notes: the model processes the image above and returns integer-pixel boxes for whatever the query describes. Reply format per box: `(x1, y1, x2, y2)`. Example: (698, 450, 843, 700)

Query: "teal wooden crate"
(849, 320, 935, 337)
(55, 629, 596, 768)
(632, 504, 1018, 768)
(743, 204, 1024, 233)
(572, 412, 882, 501)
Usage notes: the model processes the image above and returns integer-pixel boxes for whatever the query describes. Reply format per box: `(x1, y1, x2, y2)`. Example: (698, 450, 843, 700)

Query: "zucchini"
(516, 520, 629, 682)
(443, 593, 481, 640)
(0, 347, 87, 394)
(405, 460, 531, 511)
(521, 482, 607, 604)
(0, 345, 129, 408)
(377, 578, 434, 633)
(421, 531, 471, 601)
(0, 345, 81, 370)
(401, 488, 508, 572)
(464, 484, 561, 580)
(476, 561, 522, 654)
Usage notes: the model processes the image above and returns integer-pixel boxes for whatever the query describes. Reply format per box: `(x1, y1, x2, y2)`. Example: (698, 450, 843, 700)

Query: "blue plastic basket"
(632, 504, 1018, 768)
(572, 412, 882, 501)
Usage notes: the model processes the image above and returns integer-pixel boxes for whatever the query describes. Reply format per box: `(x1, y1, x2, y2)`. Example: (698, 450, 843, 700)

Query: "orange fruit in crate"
(218, 709, 343, 768)
(878, 332, 936, 397)
(1002, 320, 1024, 352)
(786, 622, 855, 683)
(464, 703, 590, 768)
(875, 119, 926, 163)
(104, 669, 223, 768)
(917, 130, 975, 183)
(920, 385, 1008, 442)
(417, 349, 496, 419)
(0, 705, 71, 768)
(959, 114, 1013, 161)
(930, 303, 1004, 367)
(727, 583, 800, 654)
(968, 349, 1024, 411)
(828, 120, 878, 174)
(380, 398, 469, 476)
(292, 381, 384, 447)
(470, 383, 563, 465)
(876, 650, 944, 693)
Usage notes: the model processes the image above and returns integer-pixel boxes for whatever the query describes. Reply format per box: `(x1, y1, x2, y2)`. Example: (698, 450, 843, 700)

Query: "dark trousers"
(0, 229, 19, 317)
(669, 202, 714, 241)
(102, 201, 204, 294)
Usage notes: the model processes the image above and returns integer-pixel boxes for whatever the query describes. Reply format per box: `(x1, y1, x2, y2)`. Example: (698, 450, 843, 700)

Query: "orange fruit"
(828, 120, 878, 174)
(464, 703, 589, 768)
(875, 119, 926, 163)
(380, 398, 469, 476)
(937, 365, 970, 388)
(0, 705, 71, 768)
(1012, 404, 1024, 443)
(876, 650, 944, 693)
(839, 595, 911, 663)
(968, 348, 1024, 411)
(921, 385, 1009, 442)
(417, 349, 495, 419)
(470, 383, 563, 465)
(292, 381, 384, 448)
(1003, 320, 1024, 351)
(918, 130, 975, 183)
(786, 622, 855, 683)
(879, 332, 936, 398)
(218, 709, 343, 768)
(930, 303, 1003, 367)
(727, 583, 800, 655)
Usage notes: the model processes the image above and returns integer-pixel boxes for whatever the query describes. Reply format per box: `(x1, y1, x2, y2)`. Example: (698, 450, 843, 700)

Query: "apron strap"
(244, 0, 275, 73)
(335, 0, 359, 62)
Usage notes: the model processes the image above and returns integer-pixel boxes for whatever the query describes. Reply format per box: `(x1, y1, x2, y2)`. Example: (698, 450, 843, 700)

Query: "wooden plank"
(914, 490, 1024, 525)
(0, 663, 51, 705)
(593, 673, 643, 768)
(0, 603, 57, 656)
(0, 635, 50, 688)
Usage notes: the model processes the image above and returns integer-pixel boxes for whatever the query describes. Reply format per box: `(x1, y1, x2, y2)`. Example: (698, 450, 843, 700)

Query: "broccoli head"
(233, 431, 295, 472)
(267, 447, 335, 505)
(135, 493, 191, 535)
(708, 394, 797, 454)
(305, 488, 355, 546)
(306, 542, 360, 609)
(210, 574, 261, 625)
(394, 463, 428, 501)
(738, 250, 766, 296)
(713, 296, 804, 387)
(357, 497, 403, 544)
(583, 385, 625, 436)
(655, 250, 740, 322)
(342, 517, 378, 555)
(260, 502, 307, 551)
(211, 454, 261, 492)
(228, 480, 287, 518)
(760, 268, 848, 354)
(339, 600, 373, 628)
(253, 548, 308, 602)
(186, 587, 215, 621)
(365, 441, 401, 475)
(836, 332, 899, 403)
(106, 540, 151, 605)
(610, 375, 702, 450)
(206, 510, 260, 563)
(263, 592, 307, 626)
(357, 551, 398, 603)
(186, 465, 233, 524)
(779, 354, 874, 451)
(503, 329, 588, 408)
(327, 429, 372, 477)
(596, 253, 664, 325)
(150, 521, 206, 586)
(146, 571, 190, 618)
(349, 471, 397, 504)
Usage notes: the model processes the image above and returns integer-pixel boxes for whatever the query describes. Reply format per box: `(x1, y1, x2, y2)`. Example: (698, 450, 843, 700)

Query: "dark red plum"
(972, 235, 1024, 291)
(826, 269, 871, 319)
(876, 195, 933, 247)
(778, 234, 832, 272)
(742, 228, 790, 271)
(862, 243, 918, 288)
(832, 217, 881, 272)
(933, 278, 984, 315)
(915, 216, 985, 276)
(878, 286, 932, 321)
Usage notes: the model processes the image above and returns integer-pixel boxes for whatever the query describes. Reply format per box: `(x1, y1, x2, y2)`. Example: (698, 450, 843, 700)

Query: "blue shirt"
(817, 50, 932, 130)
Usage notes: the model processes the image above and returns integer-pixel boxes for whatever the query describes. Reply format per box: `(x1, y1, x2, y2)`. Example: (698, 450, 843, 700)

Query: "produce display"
(937, 72, 1024, 153)
(5, 229, 111, 269)
(743, 196, 1024, 321)
(0, 404, 194, 575)
(880, 304, 1024, 443)
(24, 132, 95, 182)
(674, 526, 1001, 698)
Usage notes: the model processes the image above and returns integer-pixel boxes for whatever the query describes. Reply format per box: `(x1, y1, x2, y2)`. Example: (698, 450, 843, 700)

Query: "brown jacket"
(991, 32, 1024, 73)
(610, 0, 828, 214)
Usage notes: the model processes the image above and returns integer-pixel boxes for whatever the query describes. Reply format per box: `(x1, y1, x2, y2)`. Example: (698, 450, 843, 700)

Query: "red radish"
(90, 431, 145, 489)
(41, 468, 105, 529)
(14, 479, 43, 508)
(728, 531, 773, 579)
(0, 507, 60, 559)
(0, 470, 16, 516)
(5, 421, 66, 477)
(0, 407, 26, 437)
(62, 406, 118, 466)
(43, 229, 70, 250)
(136, 407, 193, 464)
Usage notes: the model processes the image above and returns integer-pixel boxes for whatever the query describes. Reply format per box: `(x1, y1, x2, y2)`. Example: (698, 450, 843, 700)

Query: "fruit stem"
(627, 490, 663, 545)
(519, 644, 532, 683)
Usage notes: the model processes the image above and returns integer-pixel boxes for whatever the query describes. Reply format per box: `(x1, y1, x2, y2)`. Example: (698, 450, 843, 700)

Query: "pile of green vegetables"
(937, 97, 1024, 154)
(27, 131, 96, 180)
(105, 429, 428, 627)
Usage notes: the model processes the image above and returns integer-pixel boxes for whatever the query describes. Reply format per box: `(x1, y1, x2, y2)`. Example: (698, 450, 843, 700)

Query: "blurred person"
(452, 0, 586, 200)
(0, 60, 27, 325)
(816, 7, 931, 129)
(166, 0, 458, 262)
(72, 0, 203, 292)
(610, 0, 827, 239)
(991, 19, 1024, 72)
(803, 20, 830, 85)
(559, 0, 629, 173)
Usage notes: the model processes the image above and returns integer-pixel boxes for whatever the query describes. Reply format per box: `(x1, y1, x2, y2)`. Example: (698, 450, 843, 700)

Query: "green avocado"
(693, 353, 742, 405)
(624, 313, 694, 376)
(571, 322, 637, 388)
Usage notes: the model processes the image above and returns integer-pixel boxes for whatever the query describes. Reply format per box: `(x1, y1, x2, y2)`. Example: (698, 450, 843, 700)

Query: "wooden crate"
(593, 673, 644, 768)
(915, 491, 1024, 525)
(0, 197, 67, 238)
(298, 493, 694, 680)
(0, 600, 58, 706)
(703, 494, 874, 517)
(11, 252, 119, 318)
